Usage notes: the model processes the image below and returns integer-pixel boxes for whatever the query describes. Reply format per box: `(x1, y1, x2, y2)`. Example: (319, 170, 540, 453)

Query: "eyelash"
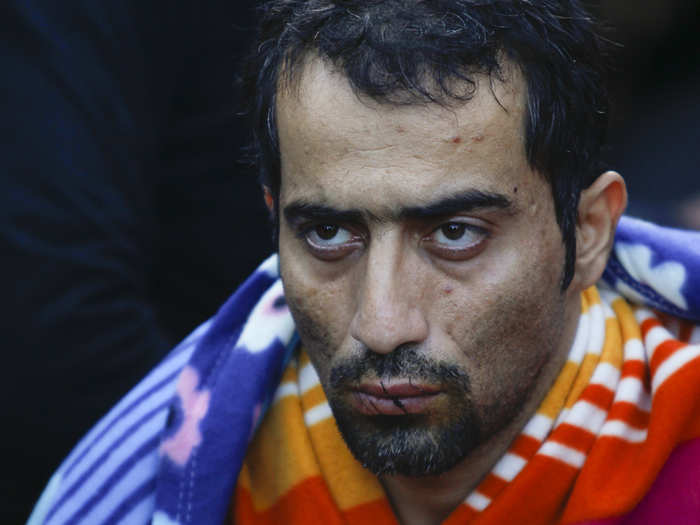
(295, 223, 364, 260)
(423, 221, 490, 260)
(294, 220, 490, 261)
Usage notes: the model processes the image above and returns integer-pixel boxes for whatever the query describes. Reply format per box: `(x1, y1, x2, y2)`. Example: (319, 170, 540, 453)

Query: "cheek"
(280, 254, 355, 377)
(439, 254, 567, 408)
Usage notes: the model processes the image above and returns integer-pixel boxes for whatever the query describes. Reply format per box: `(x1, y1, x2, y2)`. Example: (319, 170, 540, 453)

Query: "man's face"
(276, 58, 581, 477)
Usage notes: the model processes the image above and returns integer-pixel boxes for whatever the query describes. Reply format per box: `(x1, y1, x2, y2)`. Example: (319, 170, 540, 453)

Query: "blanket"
(27, 216, 700, 525)
(234, 287, 700, 524)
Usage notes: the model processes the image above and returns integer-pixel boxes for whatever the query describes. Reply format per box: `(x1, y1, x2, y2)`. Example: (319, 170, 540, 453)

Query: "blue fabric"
(602, 216, 700, 320)
(28, 218, 700, 525)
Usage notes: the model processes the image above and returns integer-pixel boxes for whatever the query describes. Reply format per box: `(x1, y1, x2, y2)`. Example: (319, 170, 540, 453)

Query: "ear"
(572, 171, 627, 290)
(263, 185, 275, 214)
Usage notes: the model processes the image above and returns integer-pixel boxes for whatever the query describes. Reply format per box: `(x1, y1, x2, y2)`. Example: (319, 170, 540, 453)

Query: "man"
(29, 1, 700, 524)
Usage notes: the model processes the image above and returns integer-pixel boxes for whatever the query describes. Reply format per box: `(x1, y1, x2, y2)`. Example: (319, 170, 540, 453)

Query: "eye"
(306, 224, 353, 246)
(302, 223, 362, 260)
(424, 221, 489, 260)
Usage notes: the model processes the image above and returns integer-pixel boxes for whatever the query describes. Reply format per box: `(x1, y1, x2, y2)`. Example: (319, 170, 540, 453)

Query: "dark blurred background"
(1, 0, 699, 522)
(596, 0, 700, 227)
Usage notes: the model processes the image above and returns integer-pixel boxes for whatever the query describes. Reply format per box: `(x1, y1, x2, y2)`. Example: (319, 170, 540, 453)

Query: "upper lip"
(354, 382, 442, 398)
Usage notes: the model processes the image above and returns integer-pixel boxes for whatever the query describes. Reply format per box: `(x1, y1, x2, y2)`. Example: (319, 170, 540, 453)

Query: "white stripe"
(60, 384, 174, 493)
(258, 253, 280, 277)
(599, 420, 648, 443)
(561, 400, 608, 435)
(568, 311, 589, 365)
(522, 413, 553, 442)
(465, 491, 491, 512)
(600, 299, 616, 320)
(75, 450, 159, 525)
(597, 287, 621, 308)
(645, 326, 673, 360)
(615, 376, 652, 412)
(634, 308, 656, 324)
(272, 381, 299, 404)
(492, 453, 527, 482)
(555, 408, 570, 428)
(299, 362, 321, 394)
(652, 344, 700, 394)
(538, 441, 586, 469)
(61, 345, 193, 473)
(690, 325, 700, 344)
(623, 339, 646, 362)
(304, 402, 333, 427)
(589, 362, 620, 392)
(586, 303, 605, 355)
(48, 408, 167, 525)
(27, 471, 63, 525)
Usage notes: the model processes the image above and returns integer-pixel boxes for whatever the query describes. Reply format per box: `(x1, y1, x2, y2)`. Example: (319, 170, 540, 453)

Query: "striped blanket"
(28, 216, 700, 525)
(234, 287, 700, 524)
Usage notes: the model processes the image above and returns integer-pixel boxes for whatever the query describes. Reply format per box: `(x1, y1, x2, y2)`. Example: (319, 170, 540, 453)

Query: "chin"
(330, 400, 483, 477)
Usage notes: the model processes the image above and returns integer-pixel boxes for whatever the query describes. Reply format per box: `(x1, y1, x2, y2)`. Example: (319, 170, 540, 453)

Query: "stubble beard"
(325, 346, 522, 478)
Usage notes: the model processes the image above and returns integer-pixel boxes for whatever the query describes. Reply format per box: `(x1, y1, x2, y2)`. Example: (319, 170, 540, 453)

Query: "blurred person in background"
(1, 1, 267, 522)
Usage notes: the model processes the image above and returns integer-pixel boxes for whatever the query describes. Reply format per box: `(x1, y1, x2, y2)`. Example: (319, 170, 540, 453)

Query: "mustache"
(329, 345, 471, 391)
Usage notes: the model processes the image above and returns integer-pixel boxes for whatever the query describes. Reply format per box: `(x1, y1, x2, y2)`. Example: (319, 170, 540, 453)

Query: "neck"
(380, 309, 579, 525)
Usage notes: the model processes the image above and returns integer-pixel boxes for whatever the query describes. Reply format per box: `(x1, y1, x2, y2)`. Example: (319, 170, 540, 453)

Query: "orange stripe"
(579, 384, 615, 411)
(649, 339, 686, 377)
(233, 477, 345, 525)
(509, 434, 541, 459)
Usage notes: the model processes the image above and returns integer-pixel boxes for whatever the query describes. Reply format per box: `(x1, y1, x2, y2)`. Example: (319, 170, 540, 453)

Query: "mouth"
(349, 382, 444, 416)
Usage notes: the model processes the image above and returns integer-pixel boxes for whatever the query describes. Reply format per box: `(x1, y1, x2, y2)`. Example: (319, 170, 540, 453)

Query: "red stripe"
(650, 339, 687, 377)
(621, 359, 646, 380)
(509, 434, 541, 459)
(679, 321, 694, 343)
(640, 318, 661, 337)
(580, 384, 615, 411)
(444, 504, 478, 524)
(477, 473, 508, 500)
(234, 477, 347, 525)
(550, 423, 596, 453)
(607, 401, 650, 429)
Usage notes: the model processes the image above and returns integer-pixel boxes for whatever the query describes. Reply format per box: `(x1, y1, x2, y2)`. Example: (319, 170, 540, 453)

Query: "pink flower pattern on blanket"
(160, 365, 211, 466)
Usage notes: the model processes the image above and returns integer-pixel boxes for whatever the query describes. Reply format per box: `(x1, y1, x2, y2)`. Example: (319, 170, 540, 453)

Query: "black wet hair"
(241, 0, 611, 288)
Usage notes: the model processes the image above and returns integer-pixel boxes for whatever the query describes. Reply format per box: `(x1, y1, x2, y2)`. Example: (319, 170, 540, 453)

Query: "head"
(245, 0, 614, 289)
(242, 0, 627, 477)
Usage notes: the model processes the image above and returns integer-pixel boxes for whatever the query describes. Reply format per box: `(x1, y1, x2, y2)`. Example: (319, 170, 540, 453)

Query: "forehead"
(275, 56, 539, 211)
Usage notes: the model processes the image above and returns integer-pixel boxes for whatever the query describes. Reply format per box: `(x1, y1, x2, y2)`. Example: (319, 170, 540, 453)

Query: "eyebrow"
(399, 190, 513, 220)
(283, 190, 513, 225)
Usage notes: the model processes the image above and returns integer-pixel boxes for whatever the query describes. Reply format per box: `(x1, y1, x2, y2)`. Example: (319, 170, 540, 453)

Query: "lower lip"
(350, 391, 443, 415)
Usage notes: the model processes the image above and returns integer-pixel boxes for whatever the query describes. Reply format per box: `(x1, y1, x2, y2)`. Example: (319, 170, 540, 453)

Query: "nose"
(349, 235, 429, 354)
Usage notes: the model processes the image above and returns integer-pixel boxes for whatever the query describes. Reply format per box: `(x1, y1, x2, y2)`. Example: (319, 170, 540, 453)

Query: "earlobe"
(574, 171, 628, 290)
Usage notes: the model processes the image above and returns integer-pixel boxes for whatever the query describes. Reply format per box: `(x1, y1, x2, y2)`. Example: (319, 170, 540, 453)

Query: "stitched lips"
(351, 382, 443, 415)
